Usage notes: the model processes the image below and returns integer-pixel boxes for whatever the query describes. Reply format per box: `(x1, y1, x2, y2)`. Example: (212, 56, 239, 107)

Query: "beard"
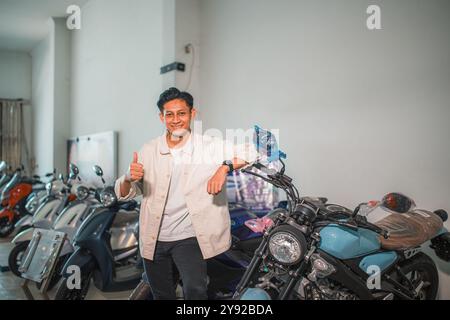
(168, 128, 191, 141)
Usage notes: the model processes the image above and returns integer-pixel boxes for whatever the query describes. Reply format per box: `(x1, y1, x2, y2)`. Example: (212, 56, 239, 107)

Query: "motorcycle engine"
(299, 278, 359, 300)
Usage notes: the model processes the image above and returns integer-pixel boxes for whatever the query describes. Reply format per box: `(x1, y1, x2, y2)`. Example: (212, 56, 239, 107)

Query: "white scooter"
(9, 173, 76, 276)
(11, 164, 99, 289)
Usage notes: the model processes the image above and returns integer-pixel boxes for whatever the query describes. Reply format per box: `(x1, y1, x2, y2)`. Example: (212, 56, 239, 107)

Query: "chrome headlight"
(100, 190, 117, 207)
(45, 180, 64, 195)
(268, 225, 307, 265)
(25, 195, 39, 213)
(76, 186, 89, 200)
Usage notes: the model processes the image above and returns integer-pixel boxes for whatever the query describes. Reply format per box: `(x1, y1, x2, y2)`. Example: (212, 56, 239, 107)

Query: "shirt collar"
(159, 131, 194, 155)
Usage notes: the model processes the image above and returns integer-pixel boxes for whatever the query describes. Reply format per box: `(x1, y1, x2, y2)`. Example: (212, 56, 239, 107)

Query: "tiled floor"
(0, 235, 134, 300)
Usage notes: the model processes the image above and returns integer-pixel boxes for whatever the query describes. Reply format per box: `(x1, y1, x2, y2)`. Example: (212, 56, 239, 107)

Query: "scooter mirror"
(58, 173, 64, 180)
(93, 165, 104, 177)
(70, 163, 79, 176)
(381, 192, 415, 213)
(0, 161, 6, 172)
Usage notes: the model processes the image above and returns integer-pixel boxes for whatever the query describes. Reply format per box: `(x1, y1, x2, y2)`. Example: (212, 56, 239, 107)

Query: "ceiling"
(0, 0, 89, 52)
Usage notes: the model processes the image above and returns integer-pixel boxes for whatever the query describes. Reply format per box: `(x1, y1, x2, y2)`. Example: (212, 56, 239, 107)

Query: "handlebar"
(314, 213, 389, 239)
(243, 160, 389, 239)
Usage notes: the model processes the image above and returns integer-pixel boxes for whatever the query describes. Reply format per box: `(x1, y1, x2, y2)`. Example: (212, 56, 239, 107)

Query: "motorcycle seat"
(374, 209, 443, 250)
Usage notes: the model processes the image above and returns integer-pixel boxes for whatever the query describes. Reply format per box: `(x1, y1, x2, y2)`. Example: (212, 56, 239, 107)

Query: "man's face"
(159, 98, 196, 137)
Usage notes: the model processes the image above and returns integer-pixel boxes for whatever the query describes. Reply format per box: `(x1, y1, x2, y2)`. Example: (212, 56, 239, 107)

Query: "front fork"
(233, 239, 268, 299)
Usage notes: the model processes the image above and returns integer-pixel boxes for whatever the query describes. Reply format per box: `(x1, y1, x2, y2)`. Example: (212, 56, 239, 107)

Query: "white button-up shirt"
(114, 132, 257, 260)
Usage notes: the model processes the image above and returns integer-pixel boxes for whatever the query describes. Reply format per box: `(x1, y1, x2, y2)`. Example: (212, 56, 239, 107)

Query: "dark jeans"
(143, 237, 208, 300)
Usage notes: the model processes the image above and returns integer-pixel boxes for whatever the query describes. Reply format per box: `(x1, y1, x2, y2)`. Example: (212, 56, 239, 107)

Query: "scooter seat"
(375, 209, 443, 250)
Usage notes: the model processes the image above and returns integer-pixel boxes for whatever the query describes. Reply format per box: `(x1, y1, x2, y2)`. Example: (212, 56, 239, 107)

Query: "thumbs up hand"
(126, 152, 144, 182)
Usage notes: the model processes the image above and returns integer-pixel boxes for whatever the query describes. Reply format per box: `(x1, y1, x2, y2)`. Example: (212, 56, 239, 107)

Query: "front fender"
(14, 215, 32, 229)
(61, 247, 95, 278)
(11, 227, 34, 244)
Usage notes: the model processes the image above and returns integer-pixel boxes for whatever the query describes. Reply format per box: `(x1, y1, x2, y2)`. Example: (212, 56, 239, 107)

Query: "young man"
(115, 87, 256, 300)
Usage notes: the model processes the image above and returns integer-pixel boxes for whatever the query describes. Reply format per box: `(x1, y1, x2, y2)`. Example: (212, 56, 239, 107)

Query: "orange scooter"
(0, 168, 42, 237)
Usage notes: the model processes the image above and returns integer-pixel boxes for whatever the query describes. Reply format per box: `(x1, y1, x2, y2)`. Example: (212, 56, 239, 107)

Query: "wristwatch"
(222, 160, 234, 173)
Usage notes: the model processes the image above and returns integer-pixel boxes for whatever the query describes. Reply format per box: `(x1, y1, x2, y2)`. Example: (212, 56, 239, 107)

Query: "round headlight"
(268, 225, 307, 265)
(100, 190, 117, 207)
(76, 186, 89, 200)
(25, 196, 38, 213)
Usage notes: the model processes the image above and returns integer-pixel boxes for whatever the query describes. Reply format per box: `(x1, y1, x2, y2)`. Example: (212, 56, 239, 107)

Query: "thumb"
(133, 152, 138, 163)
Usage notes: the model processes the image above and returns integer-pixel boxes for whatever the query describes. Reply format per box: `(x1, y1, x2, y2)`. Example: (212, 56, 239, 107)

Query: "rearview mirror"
(381, 192, 415, 213)
(93, 165, 103, 177)
(93, 165, 106, 185)
(69, 163, 79, 176)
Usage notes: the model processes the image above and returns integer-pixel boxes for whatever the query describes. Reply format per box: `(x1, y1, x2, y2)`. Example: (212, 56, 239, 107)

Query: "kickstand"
(21, 279, 50, 300)
(21, 279, 34, 300)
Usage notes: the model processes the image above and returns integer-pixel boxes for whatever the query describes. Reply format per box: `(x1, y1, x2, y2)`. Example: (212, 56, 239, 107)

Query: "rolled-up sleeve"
(114, 175, 144, 201)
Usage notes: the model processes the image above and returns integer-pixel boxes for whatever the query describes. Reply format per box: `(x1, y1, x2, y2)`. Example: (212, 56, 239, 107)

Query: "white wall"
(31, 20, 54, 176)
(0, 51, 32, 99)
(199, 0, 450, 210)
(0, 50, 33, 172)
(70, 0, 164, 176)
(30, 18, 71, 176)
(53, 18, 71, 175)
(199, 0, 450, 298)
(175, 0, 201, 107)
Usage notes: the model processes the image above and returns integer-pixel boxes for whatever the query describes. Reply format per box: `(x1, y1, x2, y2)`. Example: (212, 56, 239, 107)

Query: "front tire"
(0, 217, 15, 238)
(54, 269, 93, 300)
(8, 241, 30, 277)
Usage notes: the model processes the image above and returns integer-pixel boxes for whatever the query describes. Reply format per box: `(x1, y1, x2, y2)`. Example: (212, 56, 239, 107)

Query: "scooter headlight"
(25, 195, 39, 213)
(45, 180, 64, 195)
(268, 225, 307, 265)
(76, 186, 89, 200)
(100, 189, 117, 207)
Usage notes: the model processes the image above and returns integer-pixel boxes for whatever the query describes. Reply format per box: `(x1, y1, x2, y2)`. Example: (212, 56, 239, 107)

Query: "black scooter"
(54, 165, 141, 300)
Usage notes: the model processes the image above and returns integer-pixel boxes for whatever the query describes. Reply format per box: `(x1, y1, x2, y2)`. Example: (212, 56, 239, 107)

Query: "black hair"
(157, 87, 194, 112)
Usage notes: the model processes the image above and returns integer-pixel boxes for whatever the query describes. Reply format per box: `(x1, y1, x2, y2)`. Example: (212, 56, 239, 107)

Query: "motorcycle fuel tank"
(318, 224, 381, 260)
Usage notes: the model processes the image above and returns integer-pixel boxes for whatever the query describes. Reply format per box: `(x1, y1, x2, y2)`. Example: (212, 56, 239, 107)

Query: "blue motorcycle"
(233, 126, 450, 300)
(128, 202, 270, 300)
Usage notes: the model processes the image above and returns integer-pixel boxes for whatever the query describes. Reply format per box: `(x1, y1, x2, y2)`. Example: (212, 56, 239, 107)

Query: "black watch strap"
(222, 160, 234, 172)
